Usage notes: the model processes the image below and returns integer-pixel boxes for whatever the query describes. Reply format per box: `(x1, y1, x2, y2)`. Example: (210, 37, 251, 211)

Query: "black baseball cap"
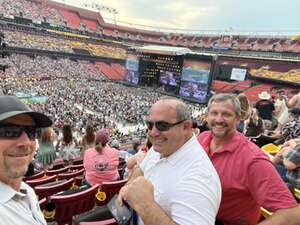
(0, 95, 52, 127)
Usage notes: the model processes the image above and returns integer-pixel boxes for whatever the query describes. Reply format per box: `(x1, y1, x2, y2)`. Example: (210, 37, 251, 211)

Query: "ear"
(235, 115, 241, 125)
(183, 120, 192, 130)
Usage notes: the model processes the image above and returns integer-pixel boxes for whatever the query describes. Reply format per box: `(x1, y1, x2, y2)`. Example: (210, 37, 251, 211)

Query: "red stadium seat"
(70, 163, 84, 171)
(23, 171, 45, 181)
(96, 179, 127, 206)
(26, 175, 57, 188)
(35, 178, 74, 200)
(73, 158, 84, 165)
(50, 184, 100, 225)
(57, 168, 85, 180)
(46, 167, 69, 176)
(52, 160, 65, 170)
(39, 198, 47, 211)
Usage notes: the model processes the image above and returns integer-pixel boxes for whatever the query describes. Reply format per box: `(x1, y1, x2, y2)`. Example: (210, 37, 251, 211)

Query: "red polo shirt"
(198, 131, 297, 225)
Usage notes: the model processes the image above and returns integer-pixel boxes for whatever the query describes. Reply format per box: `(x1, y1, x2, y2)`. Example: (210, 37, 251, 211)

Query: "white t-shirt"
(139, 135, 221, 225)
(0, 181, 47, 225)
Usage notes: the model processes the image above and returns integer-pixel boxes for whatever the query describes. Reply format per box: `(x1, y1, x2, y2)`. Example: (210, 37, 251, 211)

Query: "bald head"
(151, 97, 191, 121)
(147, 97, 193, 157)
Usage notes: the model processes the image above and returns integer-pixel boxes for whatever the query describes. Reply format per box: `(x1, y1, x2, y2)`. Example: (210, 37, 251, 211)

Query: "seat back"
(97, 179, 127, 205)
(46, 167, 70, 176)
(50, 184, 99, 225)
(52, 160, 65, 170)
(73, 158, 83, 165)
(26, 175, 57, 188)
(23, 171, 45, 181)
(261, 143, 280, 154)
(35, 178, 74, 200)
(57, 168, 85, 180)
(39, 198, 47, 211)
(70, 164, 84, 171)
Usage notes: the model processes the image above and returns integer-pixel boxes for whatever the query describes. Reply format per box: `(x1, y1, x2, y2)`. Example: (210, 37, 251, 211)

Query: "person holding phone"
(0, 95, 52, 225)
(117, 97, 221, 225)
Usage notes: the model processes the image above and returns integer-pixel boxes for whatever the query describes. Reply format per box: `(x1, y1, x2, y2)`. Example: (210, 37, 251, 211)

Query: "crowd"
(2, 29, 127, 59)
(0, 54, 204, 144)
(0, 0, 65, 25)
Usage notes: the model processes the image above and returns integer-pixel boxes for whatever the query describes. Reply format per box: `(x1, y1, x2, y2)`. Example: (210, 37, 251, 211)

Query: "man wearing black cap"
(0, 95, 52, 225)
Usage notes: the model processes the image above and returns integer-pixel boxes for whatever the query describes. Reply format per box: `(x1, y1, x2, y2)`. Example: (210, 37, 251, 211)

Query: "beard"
(3, 148, 34, 179)
(4, 159, 31, 178)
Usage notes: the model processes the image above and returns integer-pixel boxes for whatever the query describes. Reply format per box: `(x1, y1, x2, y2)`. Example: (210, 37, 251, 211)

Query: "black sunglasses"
(146, 119, 186, 132)
(0, 123, 38, 140)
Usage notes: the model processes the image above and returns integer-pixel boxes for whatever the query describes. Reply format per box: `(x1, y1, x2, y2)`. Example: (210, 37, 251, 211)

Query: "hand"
(117, 176, 154, 212)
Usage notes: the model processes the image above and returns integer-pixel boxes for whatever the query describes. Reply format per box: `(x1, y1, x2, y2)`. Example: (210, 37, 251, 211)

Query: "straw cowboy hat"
(258, 91, 271, 100)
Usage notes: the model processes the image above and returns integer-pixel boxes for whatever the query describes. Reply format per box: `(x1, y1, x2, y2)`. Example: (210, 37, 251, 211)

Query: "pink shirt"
(84, 146, 119, 186)
(198, 131, 297, 225)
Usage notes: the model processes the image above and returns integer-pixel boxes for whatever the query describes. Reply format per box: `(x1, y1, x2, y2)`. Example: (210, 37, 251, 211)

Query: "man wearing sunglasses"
(197, 93, 297, 225)
(117, 97, 221, 225)
(0, 95, 52, 225)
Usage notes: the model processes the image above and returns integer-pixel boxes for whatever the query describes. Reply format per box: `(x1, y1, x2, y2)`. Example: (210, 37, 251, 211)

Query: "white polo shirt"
(139, 135, 221, 225)
(0, 181, 47, 225)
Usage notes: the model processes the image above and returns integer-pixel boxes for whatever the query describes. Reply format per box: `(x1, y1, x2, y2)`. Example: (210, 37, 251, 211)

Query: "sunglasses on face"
(0, 123, 38, 140)
(146, 119, 186, 132)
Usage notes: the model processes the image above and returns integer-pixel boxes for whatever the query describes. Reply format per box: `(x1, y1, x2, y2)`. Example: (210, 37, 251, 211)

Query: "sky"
(54, 0, 300, 33)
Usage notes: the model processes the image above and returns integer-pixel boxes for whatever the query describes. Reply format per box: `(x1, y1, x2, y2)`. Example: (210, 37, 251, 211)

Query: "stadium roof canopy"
(132, 45, 192, 56)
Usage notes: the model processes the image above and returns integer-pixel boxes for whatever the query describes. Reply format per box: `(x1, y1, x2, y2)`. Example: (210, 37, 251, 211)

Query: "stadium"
(0, 0, 300, 225)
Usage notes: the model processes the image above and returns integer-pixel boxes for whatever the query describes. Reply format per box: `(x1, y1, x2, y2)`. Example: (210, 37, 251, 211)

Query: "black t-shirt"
(255, 100, 275, 121)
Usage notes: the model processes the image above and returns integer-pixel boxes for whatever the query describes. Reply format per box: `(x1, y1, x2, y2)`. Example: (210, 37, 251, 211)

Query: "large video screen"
(179, 57, 212, 103)
(159, 71, 181, 87)
(179, 81, 208, 102)
(124, 54, 140, 85)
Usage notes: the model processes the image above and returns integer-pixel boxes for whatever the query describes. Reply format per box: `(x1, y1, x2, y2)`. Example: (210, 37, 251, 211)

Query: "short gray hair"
(207, 93, 241, 117)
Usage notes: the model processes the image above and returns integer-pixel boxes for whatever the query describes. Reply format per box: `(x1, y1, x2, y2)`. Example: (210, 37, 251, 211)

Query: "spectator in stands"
(191, 119, 200, 136)
(258, 207, 300, 225)
(198, 110, 209, 133)
(79, 125, 95, 157)
(0, 95, 52, 225)
(127, 138, 141, 155)
(244, 108, 264, 138)
(283, 90, 300, 109)
(83, 128, 119, 186)
(273, 91, 289, 133)
(125, 139, 152, 179)
(197, 93, 297, 225)
(272, 138, 300, 187)
(236, 93, 251, 133)
(36, 127, 56, 170)
(255, 91, 275, 129)
(279, 108, 300, 142)
(111, 139, 132, 160)
(117, 97, 221, 225)
(56, 124, 77, 165)
(282, 142, 300, 189)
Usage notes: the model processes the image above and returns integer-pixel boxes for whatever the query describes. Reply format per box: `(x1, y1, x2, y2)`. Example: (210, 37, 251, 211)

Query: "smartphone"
(107, 194, 132, 225)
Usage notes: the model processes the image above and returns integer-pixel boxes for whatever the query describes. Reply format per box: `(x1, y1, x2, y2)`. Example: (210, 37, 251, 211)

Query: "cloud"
(56, 0, 300, 31)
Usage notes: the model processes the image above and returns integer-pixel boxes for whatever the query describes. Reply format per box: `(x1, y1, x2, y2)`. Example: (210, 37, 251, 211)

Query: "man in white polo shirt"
(0, 95, 52, 225)
(118, 97, 221, 225)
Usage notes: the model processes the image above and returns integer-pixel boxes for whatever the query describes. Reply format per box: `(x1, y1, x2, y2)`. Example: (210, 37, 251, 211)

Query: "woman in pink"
(84, 128, 119, 186)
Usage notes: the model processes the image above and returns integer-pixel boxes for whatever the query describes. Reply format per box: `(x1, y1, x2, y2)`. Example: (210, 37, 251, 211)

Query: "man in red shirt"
(197, 93, 297, 225)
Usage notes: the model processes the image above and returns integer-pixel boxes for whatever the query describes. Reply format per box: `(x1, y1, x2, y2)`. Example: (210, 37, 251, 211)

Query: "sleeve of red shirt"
(246, 157, 297, 212)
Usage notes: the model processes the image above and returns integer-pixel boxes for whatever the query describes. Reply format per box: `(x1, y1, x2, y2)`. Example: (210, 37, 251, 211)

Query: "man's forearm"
(258, 207, 300, 225)
(136, 200, 178, 225)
